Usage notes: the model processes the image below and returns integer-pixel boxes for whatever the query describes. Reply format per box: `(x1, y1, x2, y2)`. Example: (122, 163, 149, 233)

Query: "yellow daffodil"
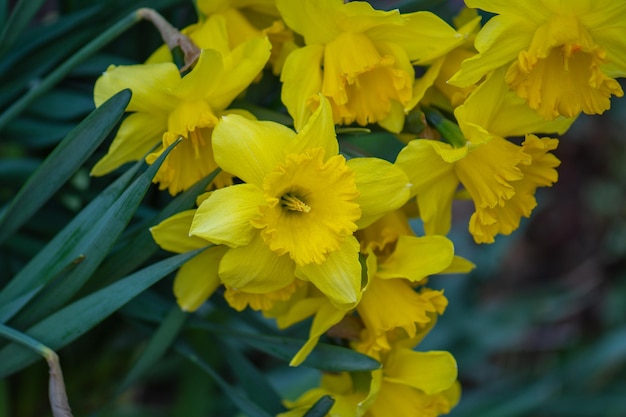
(92, 33, 271, 195)
(449, 0, 626, 119)
(397, 68, 568, 243)
(189, 96, 410, 308)
(279, 346, 459, 417)
(276, 0, 464, 132)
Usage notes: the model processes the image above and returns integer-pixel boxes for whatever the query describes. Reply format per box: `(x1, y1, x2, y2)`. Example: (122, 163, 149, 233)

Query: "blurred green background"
(1, 1, 625, 416)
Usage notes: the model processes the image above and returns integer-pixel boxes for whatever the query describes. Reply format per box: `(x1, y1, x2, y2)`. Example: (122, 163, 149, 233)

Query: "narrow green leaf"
(303, 395, 335, 417)
(0, 248, 204, 378)
(0, 162, 142, 323)
(10, 139, 180, 328)
(0, 0, 47, 56)
(88, 168, 220, 289)
(190, 322, 381, 372)
(0, 5, 102, 77)
(219, 341, 285, 415)
(0, 9, 140, 130)
(3, 117, 75, 149)
(0, 89, 132, 244)
(175, 342, 274, 417)
(117, 307, 188, 394)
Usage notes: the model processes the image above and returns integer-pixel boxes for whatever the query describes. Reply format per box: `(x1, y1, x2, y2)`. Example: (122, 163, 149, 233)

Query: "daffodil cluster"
(90, 0, 625, 415)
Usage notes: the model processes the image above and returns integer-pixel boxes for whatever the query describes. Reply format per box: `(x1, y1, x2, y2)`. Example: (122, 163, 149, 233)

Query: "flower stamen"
(281, 193, 311, 213)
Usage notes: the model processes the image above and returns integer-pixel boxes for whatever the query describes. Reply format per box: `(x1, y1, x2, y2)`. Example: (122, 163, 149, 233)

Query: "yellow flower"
(189, 96, 410, 307)
(397, 68, 567, 243)
(277, 0, 464, 132)
(92, 34, 271, 195)
(279, 347, 459, 417)
(449, 0, 626, 119)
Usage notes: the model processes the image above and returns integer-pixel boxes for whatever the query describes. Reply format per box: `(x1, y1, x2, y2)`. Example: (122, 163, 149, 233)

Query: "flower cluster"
(91, 0, 625, 415)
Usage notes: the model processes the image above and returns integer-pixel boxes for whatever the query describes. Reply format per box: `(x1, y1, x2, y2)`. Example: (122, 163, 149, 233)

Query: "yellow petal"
(90, 112, 165, 176)
(212, 114, 295, 186)
(348, 158, 410, 229)
(94, 62, 178, 112)
(464, 0, 552, 21)
(209, 36, 272, 110)
(175, 49, 225, 102)
(290, 95, 338, 157)
(150, 210, 210, 253)
(377, 235, 454, 282)
(219, 233, 296, 293)
(276, 0, 341, 45)
(367, 11, 463, 64)
(395, 139, 460, 235)
(448, 16, 535, 88)
(383, 349, 457, 395)
(289, 301, 346, 366)
(280, 44, 324, 131)
(295, 236, 361, 306)
(174, 246, 228, 312)
(191, 184, 266, 247)
(440, 255, 476, 274)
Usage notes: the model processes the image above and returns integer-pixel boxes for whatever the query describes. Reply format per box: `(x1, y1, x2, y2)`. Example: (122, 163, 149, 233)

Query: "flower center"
(280, 193, 311, 213)
(250, 147, 361, 265)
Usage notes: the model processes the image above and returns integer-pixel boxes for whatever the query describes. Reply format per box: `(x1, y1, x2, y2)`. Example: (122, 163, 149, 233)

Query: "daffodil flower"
(92, 31, 271, 195)
(449, 0, 626, 119)
(397, 68, 568, 243)
(184, 96, 409, 308)
(277, 0, 464, 132)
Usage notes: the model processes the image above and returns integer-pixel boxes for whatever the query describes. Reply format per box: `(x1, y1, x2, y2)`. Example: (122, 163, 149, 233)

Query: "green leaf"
(190, 322, 381, 372)
(0, 161, 141, 323)
(0, 248, 205, 378)
(87, 169, 220, 290)
(175, 342, 275, 417)
(117, 307, 188, 394)
(9, 139, 180, 328)
(219, 341, 285, 416)
(0, 89, 131, 244)
(303, 395, 335, 417)
(0, 0, 48, 57)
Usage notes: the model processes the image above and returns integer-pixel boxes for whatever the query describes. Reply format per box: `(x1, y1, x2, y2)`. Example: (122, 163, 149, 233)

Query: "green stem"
(0, 10, 141, 132)
(422, 106, 467, 148)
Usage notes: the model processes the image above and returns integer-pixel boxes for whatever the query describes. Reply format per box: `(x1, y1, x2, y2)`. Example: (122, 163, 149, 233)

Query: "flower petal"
(90, 112, 165, 176)
(280, 44, 325, 131)
(212, 114, 295, 187)
(209, 36, 272, 110)
(175, 49, 225, 102)
(276, 0, 341, 45)
(377, 235, 454, 282)
(448, 16, 535, 88)
(395, 139, 461, 235)
(173, 246, 228, 312)
(151, 210, 210, 253)
(367, 11, 463, 64)
(219, 233, 296, 293)
(94, 62, 178, 113)
(290, 301, 347, 366)
(348, 158, 410, 229)
(383, 349, 457, 395)
(295, 235, 361, 306)
(289, 95, 338, 157)
(191, 184, 265, 247)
